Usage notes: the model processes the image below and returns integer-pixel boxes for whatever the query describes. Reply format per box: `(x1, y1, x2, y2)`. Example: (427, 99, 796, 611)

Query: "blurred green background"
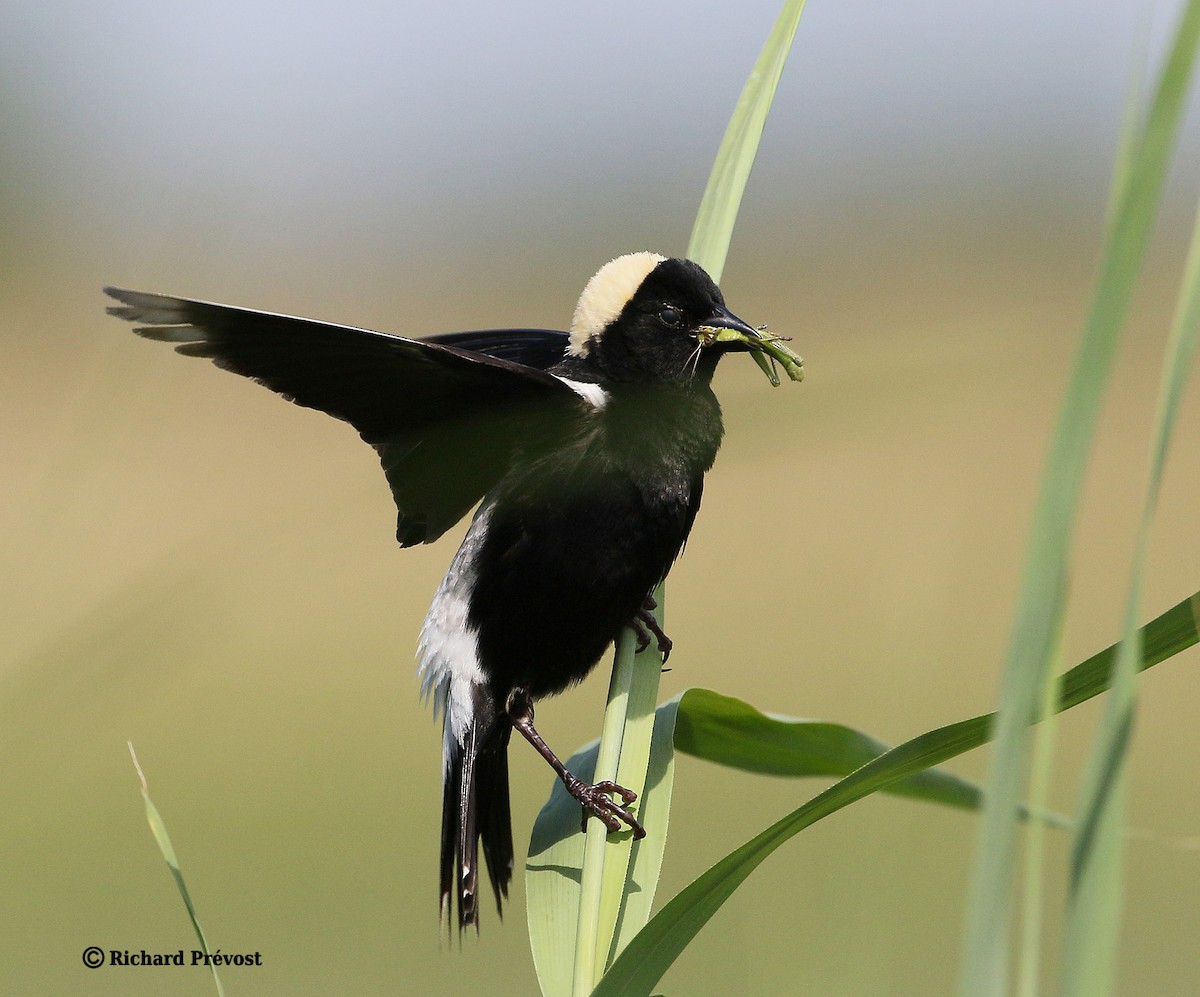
(3, 1, 1200, 993)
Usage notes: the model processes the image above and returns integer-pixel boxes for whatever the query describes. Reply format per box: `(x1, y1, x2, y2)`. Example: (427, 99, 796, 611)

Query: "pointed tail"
(440, 703, 514, 930)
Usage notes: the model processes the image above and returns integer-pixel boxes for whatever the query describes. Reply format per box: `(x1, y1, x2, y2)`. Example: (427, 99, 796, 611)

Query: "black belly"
(467, 469, 697, 701)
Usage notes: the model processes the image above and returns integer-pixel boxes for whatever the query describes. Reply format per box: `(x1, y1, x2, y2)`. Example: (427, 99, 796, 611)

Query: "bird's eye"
(658, 306, 683, 328)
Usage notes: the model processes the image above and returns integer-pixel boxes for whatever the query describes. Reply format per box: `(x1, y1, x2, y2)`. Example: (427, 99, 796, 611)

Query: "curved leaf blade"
(675, 687, 983, 810)
(1065, 8, 1200, 987)
(688, 0, 808, 284)
(593, 595, 1200, 997)
(962, 6, 1200, 992)
(525, 697, 683, 996)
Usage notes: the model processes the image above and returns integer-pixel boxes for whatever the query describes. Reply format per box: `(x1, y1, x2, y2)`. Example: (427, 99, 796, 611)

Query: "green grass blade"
(527, 741, 595, 997)
(1064, 8, 1200, 987)
(592, 596, 1200, 997)
(526, 693, 683, 997)
(529, 690, 989, 997)
(526, 596, 669, 997)
(128, 743, 225, 997)
(687, 0, 807, 284)
(527, 4, 810, 993)
(688, 0, 808, 383)
(527, 738, 598, 997)
(606, 696, 682, 964)
(959, 6, 1200, 993)
(674, 688, 990, 812)
(570, 636, 636, 995)
(594, 621, 672, 974)
(531, 668, 1079, 997)
(1017, 629, 1067, 997)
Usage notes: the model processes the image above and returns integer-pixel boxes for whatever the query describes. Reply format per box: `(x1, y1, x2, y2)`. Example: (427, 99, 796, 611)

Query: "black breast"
(467, 385, 723, 700)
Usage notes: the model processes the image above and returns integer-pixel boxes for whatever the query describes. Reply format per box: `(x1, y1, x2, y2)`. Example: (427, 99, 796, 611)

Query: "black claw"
(594, 780, 638, 804)
(635, 607, 672, 661)
(569, 778, 646, 839)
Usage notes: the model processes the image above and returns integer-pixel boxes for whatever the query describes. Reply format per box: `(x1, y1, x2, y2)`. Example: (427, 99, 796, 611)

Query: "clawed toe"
(631, 595, 673, 661)
(635, 609, 672, 661)
(570, 778, 646, 839)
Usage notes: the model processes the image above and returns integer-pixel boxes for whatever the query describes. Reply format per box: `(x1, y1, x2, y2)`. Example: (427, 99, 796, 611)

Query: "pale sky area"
(3, 0, 1195, 283)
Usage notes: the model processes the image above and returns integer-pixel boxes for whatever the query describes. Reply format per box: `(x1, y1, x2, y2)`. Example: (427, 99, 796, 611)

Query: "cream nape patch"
(568, 252, 666, 356)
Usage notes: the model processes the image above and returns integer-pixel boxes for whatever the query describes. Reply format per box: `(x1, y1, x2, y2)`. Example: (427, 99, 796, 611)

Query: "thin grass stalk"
(572, 636, 639, 995)
(1016, 631, 1066, 997)
(595, 592, 667, 972)
(958, 7, 1200, 990)
(688, 0, 808, 285)
(565, 2, 806, 992)
(1063, 20, 1200, 985)
(128, 743, 225, 997)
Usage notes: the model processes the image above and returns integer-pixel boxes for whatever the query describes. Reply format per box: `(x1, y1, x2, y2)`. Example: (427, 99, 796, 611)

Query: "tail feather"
(438, 749, 460, 928)
(477, 725, 514, 915)
(440, 707, 514, 930)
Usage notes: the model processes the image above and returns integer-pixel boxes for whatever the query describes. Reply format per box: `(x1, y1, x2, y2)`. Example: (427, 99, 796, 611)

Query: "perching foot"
(632, 595, 672, 661)
(565, 776, 646, 839)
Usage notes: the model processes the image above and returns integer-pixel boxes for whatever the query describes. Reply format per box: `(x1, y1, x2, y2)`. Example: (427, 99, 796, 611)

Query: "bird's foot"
(565, 776, 646, 839)
(631, 595, 672, 661)
(507, 690, 647, 839)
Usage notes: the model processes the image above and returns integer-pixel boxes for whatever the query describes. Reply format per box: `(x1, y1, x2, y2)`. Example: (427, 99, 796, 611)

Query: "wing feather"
(105, 287, 587, 545)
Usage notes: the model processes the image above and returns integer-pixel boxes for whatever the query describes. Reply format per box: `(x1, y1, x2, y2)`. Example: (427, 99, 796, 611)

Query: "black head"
(565, 253, 759, 386)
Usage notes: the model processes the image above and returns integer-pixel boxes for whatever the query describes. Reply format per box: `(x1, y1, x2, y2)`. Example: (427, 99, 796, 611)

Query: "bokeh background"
(4, 1, 1200, 993)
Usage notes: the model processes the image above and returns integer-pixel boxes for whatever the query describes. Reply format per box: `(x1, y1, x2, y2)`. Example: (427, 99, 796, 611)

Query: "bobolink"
(105, 251, 800, 929)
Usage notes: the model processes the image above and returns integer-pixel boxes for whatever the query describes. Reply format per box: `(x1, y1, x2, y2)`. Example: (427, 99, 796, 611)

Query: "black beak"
(695, 305, 804, 384)
(695, 306, 761, 350)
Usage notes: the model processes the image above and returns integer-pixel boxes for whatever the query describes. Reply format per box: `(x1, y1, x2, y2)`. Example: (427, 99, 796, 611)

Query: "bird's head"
(566, 253, 802, 386)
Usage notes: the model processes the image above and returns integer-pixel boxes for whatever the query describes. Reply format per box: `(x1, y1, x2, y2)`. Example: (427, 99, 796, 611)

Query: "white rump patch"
(568, 252, 666, 356)
(417, 504, 492, 771)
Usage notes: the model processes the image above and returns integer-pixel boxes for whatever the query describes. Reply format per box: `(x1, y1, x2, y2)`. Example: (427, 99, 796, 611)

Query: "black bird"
(105, 252, 794, 930)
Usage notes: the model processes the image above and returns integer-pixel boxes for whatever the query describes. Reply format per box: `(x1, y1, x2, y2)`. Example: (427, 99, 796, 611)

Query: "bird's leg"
(505, 689, 646, 839)
(634, 594, 672, 661)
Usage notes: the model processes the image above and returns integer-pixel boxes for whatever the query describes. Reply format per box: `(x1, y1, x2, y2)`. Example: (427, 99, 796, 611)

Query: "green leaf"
(960, 5, 1200, 993)
(527, 696, 682, 997)
(1063, 6, 1200, 991)
(528, 3, 811, 993)
(528, 681, 1002, 997)
(592, 594, 1200, 997)
(569, 628, 648, 996)
(526, 739, 597, 997)
(687, 0, 808, 385)
(687, 0, 807, 285)
(532, 683, 1048, 997)
(128, 743, 225, 997)
(674, 688, 985, 811)
(607, 695, 682, 962)
(595, 641, 678, 972)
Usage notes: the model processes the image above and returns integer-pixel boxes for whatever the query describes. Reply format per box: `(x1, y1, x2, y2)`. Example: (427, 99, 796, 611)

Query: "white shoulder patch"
(556, 376, 609, 409)
(568, 251, 666, 356)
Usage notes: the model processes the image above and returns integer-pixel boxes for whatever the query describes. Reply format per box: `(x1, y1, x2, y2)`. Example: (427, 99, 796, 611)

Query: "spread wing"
(105, 287, 591, 546)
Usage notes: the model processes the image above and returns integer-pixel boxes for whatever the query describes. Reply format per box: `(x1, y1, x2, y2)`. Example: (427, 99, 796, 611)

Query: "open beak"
(696, 307, 804, 384)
